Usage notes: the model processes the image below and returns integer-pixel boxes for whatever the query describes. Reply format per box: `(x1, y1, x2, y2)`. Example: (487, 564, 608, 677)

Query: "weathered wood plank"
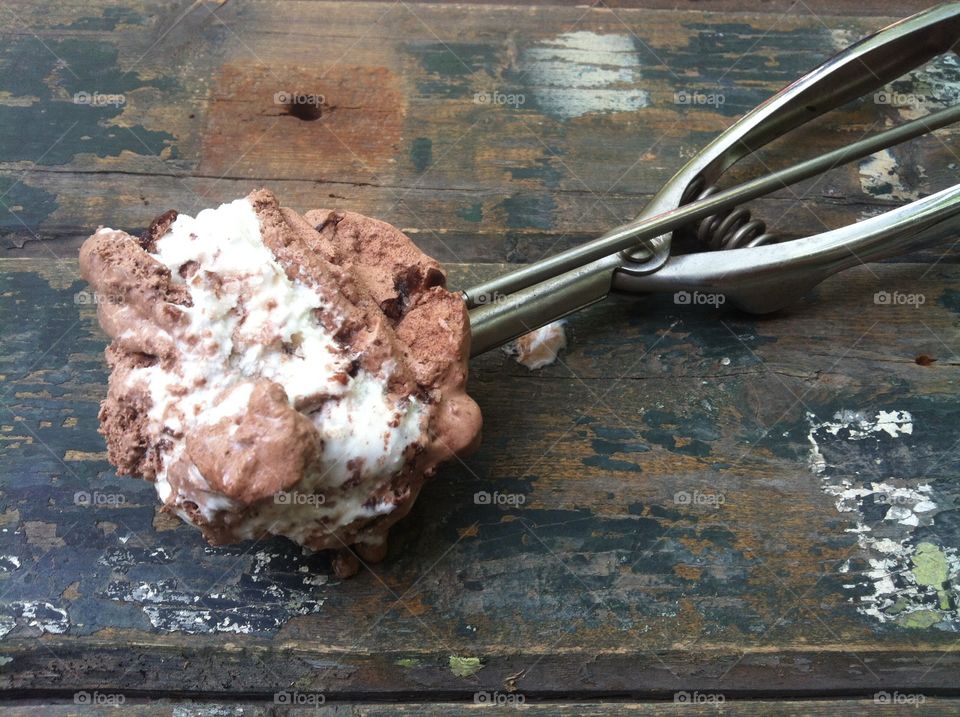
(1, 257, 959, 696)
(3, 698, 960, 715)
(2, 698, 960, 715)
(1, 1, 958, 264)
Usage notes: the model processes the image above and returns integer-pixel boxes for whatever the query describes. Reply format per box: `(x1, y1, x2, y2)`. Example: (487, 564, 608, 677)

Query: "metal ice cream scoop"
(464, 2, 960, 356)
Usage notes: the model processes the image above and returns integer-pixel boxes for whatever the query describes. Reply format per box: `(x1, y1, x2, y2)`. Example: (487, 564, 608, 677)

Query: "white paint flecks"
(857, 542, 960, 627)
(103, 548, 326, 634)
(0, 556, 21, 571)
(0, 601, 70, 638)
(173, 706, 246, 717)
(21, 601, 69, 633)
(859, 150, 925, 202)
(807, 409, 959, 631)
(828, 482, 936, 527)
(878, 54, 960, 122)
(522, 31, 649, 119)
(829, 28, 858, 52)
(806, 409, 912, 475)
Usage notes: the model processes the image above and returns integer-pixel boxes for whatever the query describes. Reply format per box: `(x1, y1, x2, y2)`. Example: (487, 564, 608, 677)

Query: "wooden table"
(1, 0, 959, 713)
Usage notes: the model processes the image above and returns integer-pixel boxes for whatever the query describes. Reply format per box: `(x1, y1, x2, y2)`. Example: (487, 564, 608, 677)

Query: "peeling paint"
(171, 706, 246, 717)
(0, 555, 21, 571)
(859, 149, 925, 201)
(808, 409, 959, 631)
(807, 409, 913, 474)
(102, 549, 326, 634)
(449, 654, 484, 677)
(520, 32, 649, 119)
(0, 601, 69, 638)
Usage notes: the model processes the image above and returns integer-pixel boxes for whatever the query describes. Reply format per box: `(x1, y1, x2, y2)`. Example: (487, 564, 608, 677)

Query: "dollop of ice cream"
(79, 189, 481, 574)
(506, 320, 567, 370)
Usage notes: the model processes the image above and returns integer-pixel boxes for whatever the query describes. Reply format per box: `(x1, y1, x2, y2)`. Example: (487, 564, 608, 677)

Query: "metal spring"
(681, 175, 782, 250)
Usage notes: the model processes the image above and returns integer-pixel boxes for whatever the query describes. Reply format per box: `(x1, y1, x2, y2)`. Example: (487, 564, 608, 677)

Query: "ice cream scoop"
(80, 189, 481, 577)
(463, 6, 960, 354)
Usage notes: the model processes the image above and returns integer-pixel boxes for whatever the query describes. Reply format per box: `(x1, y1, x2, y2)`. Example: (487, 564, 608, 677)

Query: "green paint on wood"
(582, 430, 650, 473)
(407, 42, 497, 77)
(0, 37, 175, 166)
(448, 655, 483, 677)
(457, 202, 482, 222)
(411, 137, 432, 173)
(899, 609, 942, 629)
(913, 542, 950, 588)
(55, 6, 146, 31)
(500, 194, 556, 230)
(912, 542, 952, 611)
(0, 177, 58, 238)
(407, 42, 497, 99)
(940, 288, 960, 314)
(668, 23, 836, 116)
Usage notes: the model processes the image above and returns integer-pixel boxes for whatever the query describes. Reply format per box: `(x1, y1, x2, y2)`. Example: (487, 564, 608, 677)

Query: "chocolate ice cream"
(79, 190, 481, 575)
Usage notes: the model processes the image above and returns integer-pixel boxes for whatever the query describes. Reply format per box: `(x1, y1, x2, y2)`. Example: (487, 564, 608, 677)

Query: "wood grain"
(4, 699, 960, 715)
(1, 1, 958, 264)
(1, 0, 960, 703)
(1, 258, 959, 699)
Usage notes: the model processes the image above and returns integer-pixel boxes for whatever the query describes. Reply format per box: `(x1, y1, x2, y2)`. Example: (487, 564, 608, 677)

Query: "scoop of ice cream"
(79, 190, 481, 574)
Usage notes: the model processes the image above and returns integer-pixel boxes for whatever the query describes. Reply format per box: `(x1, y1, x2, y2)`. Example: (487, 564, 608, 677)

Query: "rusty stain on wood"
(199, 63, 406, 182)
